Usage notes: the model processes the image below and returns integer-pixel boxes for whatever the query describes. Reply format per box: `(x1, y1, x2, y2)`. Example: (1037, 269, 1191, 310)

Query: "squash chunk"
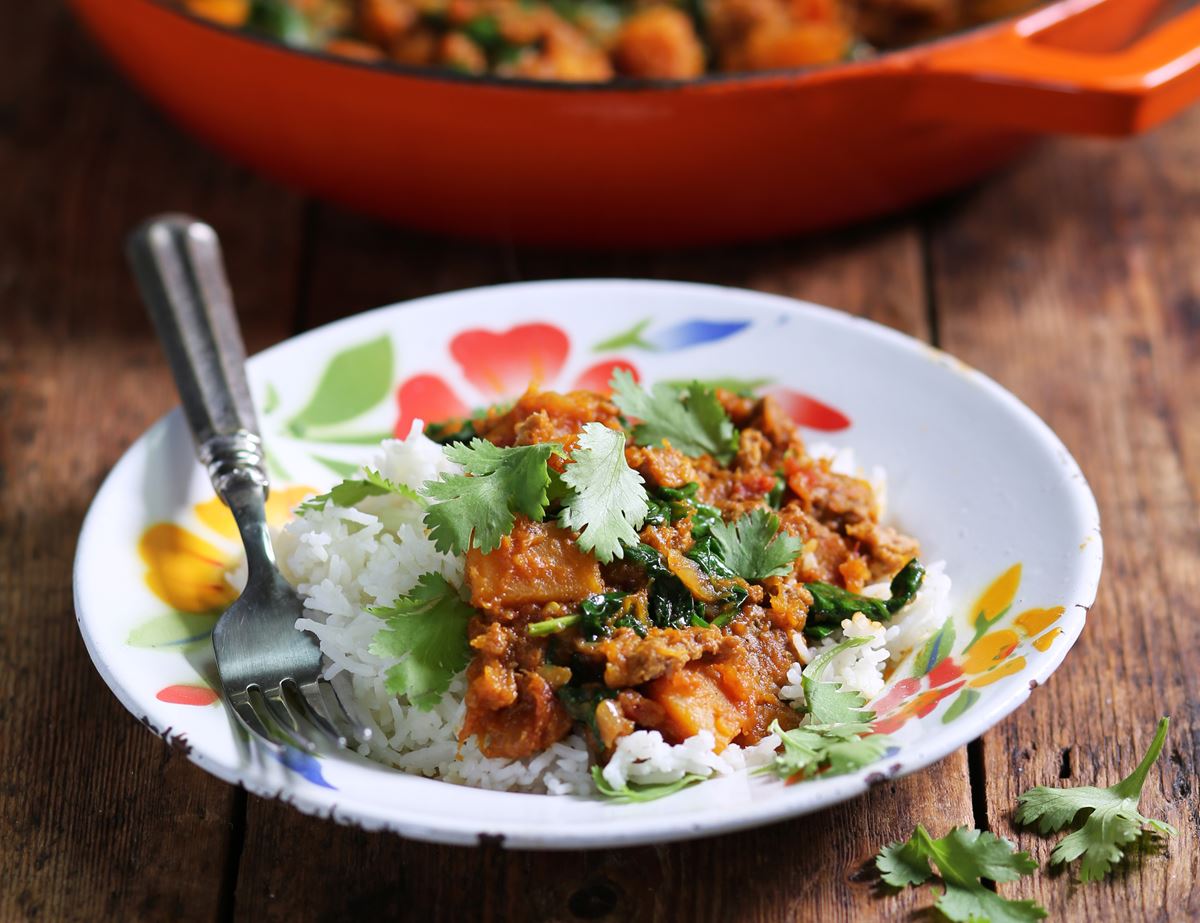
(645, 665, 744, 752)
(467, 517, 602, 612)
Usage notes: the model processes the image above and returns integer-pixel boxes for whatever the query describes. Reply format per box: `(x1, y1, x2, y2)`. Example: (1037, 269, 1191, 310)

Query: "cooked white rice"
(255, 424, 951, 794)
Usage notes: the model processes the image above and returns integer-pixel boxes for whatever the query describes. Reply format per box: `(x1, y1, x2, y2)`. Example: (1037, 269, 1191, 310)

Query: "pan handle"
(915, 0, 1200, 136)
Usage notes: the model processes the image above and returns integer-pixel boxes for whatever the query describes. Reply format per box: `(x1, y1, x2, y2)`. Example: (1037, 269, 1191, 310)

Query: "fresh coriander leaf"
(765, 719, 890, 780)
(367, 573, 474, 709)
(558, 423, 649, 563)
(296, 468, 425, 513)
(591, 766, 707, 802)
(877, 825, 1046, 923)
(805, 558, 926, 629)
(708, 508, 803, 580)
(761, 637, 893, 781)
(610, 370, 739, 464)
(877, 836, 934, 887)
(1016, 716, 1176, 881)
(801, 636, 875, 726)
(823, 733, 893, 776)
(422, 439, 560, 554)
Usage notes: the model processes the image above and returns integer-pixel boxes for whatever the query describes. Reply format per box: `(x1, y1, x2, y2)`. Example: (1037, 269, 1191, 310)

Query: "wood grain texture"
(0, 7, 303, 921)
(932, 113, 1200, 919)
(230, 214, 974, 923)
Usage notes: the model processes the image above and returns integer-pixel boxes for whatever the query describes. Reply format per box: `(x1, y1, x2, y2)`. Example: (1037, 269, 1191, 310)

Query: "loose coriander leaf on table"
(610, 370, 739, 464)
(558, 422, 649, 563)
(368, 573, 475, 709)
(708, 508, 803, 580)
(877, 836, 934, 887)
(296, 468, 425, 513)
(877, 825, 1046, 923)
(422, 439, 560, 554)
(1016, 716, 1176, 881)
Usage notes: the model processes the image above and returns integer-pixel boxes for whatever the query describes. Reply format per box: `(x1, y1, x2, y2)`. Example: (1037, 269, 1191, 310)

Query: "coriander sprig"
(368, 573, 474, 710)
(557, 422, 649, 563)
(761, 636, 894, 781)
(611, 370, 739, 464)
(1016, 716, 1176, 881)
(422, 440, 561, 554)
(877, 826, 1046, 923)
(296, 468, 425, 513)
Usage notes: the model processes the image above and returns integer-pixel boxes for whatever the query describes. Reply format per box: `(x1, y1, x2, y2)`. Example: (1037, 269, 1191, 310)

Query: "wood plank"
(931, 113, 1200, 918)
(0, 8, 305, 921)
(232, 212, 974, 922)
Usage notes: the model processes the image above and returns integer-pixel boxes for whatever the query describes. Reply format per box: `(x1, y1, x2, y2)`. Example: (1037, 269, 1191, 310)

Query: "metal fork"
(127, 214, 371, 753)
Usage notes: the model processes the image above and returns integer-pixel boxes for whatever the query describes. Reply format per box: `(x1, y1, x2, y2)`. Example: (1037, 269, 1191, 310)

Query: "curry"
(181, 0, 1035, 80)
(431, 383, 920, 761)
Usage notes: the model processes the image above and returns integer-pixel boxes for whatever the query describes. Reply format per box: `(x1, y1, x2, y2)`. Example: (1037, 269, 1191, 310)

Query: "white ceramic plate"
(74, 280, 1101, 849)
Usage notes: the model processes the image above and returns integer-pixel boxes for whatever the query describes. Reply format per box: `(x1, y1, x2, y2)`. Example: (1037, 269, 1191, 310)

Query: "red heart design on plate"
(450, 323, 569, 398)
(394, 374, 469, 437)
(573, 359, 639, 393)
(767, 388, 851, 431)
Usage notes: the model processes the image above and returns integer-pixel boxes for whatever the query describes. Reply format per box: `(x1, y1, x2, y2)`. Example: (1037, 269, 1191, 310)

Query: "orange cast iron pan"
(72, 0, 1200, 247)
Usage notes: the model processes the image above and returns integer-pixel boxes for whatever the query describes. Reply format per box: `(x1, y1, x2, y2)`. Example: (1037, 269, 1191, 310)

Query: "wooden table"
(3, 6, 1197, 921)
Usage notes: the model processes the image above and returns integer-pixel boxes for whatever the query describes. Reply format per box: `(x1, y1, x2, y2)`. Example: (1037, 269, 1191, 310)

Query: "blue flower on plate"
(594, 318, 751, 352)
(272, 745, 337, 790)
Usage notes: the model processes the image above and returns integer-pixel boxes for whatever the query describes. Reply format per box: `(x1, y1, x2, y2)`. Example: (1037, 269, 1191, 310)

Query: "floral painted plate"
(74, 280, 1101, 849)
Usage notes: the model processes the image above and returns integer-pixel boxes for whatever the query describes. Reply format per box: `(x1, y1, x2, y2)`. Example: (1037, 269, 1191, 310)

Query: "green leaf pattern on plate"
(286, 335, 393, 438)
(911, 616, 956, 678)
(127, 611, 218, 651)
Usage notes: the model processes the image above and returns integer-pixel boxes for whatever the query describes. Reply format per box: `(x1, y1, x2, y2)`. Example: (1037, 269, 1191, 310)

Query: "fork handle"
(126, 214, 269, 502)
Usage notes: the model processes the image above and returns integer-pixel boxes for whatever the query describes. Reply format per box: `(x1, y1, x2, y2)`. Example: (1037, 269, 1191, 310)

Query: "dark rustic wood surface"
(0, 4, 1195, 921)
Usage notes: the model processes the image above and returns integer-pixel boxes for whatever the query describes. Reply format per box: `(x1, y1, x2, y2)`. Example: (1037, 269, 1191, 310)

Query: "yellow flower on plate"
(973, 563, 1022, 628)
(968, 656, 1027, 688)
(193, 486, 314, 543)
(1014, 605, 1063, 637)
(961, 629, 1020, 675)
(139, 485, 314, 614)
(139, 524, 237, 613)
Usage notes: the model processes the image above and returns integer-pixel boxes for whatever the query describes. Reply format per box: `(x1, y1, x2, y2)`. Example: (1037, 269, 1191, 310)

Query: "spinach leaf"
(623, 542, 745, 630)
(580, 591, 648, 640)
(424, 418, 478, 445)
(767, 470, 787, 508)
(247, 2, 313, 50)
(886, 559, 926, 613)
(622, 543, 703, 630)
(642, 482, 721, 538)
(558, 685, 616, 742)
(805, 559, 926, 630)
(527, 592, 649, 640)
